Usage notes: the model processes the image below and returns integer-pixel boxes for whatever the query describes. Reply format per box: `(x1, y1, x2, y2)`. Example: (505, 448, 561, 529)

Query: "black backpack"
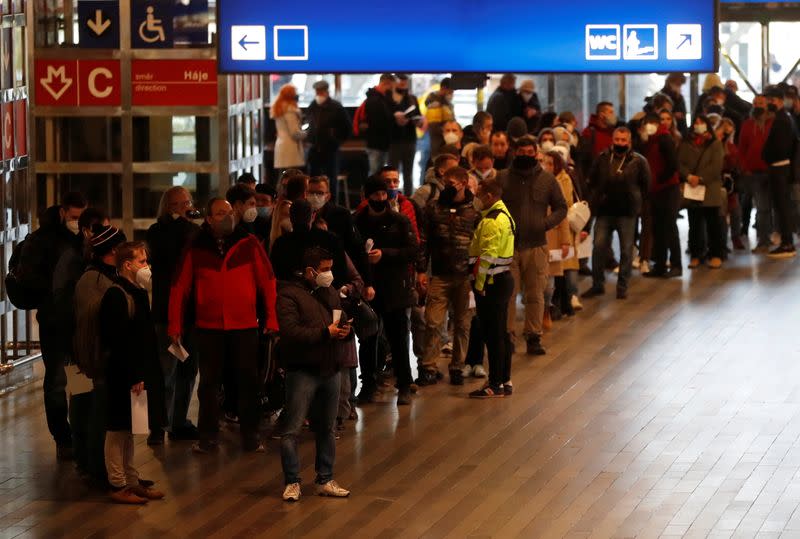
(5, 237, 44, 310)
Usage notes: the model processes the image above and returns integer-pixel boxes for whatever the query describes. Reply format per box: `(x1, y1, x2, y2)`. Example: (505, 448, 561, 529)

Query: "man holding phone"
(276, 247, 352, 502)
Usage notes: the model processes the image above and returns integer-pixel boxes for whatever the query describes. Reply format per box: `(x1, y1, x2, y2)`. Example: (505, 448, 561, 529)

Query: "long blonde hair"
(270, 84, 298, 118)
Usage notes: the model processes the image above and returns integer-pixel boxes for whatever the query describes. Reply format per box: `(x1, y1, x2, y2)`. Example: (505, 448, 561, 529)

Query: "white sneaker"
(316, 480, 350, 498)
(571, 295, 583, 311)
(640, 260, 650, 274)
(461, 365, 473, 378)
(283, 482, 301, 502)
(472, 365, 487, 378)
(613, 266, 620, 274)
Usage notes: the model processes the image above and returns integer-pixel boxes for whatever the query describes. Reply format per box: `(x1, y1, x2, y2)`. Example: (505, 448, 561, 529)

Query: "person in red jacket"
(169, 197, 278, 454)
(737, 94, 773, 252)
(638, 114, 682, 279)
(578, 101, 618, 176)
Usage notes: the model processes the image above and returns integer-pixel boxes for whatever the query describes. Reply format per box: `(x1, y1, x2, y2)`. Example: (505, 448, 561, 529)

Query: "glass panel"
(36, 117, 123, 162)
(36, 173, 123, 219)
(339, 74, 379, 107)
(625, 74, 666, 121)
(269, 74, 335, 107)
(12, 26, 24, 87)
(719, 22, 761, 102)
(132, 116, 215, 162)
(133, 172, 218, 219)
(554, 74, 586, 127)
(769, 22, 800, 85)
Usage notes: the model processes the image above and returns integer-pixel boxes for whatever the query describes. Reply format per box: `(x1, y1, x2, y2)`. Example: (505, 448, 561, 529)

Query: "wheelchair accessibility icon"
(139, 6, 165, 43)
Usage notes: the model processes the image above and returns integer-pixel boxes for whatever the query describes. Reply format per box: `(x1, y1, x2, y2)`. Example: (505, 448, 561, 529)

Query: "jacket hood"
(366, 87, 386, 99)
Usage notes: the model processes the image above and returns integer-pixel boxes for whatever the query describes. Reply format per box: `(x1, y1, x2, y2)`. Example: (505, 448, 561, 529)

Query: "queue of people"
(13, 73, 800, 505)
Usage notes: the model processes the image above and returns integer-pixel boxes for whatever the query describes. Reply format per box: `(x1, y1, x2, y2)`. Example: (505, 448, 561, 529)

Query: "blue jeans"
(281, 370, 341, 485)
(592, 216, 636, 291)
(366, 149, 389, 176)
(156, 324, 198, 432)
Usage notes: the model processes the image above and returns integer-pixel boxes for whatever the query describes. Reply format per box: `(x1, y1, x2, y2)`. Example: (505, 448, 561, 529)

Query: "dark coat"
(99, 278, 165, 431)
(364, 87, 394, 151)
(316, 201, 366, 275)
(423, 191, 478, 277)
(354, 208, 418, 313)
(307, 97, 352, 153)
(588, 149, 651, 217)
(145, 216, 200, 325)
(276, 279, 345, 377)
(487, 88, 523, 133)
(390, 92, 422, 144)
(270, 227, 349, 288)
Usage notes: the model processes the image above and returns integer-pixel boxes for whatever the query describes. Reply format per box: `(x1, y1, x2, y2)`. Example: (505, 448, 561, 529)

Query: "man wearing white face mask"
(227, 183, 267, 244)
(442, 120, 464, 151)
(469, 145, 497, 183)
(307, 80, 351, 202)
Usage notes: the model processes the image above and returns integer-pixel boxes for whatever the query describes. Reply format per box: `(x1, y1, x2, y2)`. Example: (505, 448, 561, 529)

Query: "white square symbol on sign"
(667, 24, 702, 60)
(623, 24, 658, 60)
(585, 25, 621, 60)
(274, 25, 309, 61)
(231, 25, 266, 61)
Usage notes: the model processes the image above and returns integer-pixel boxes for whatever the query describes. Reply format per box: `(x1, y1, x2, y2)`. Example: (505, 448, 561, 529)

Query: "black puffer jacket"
(276, 279, 345, 377)
(423, 191, 478, 277)
(588, 149, 651, 217)
(364, 87, 394, 151)
(145, 216, 200, 325)
(307, 97, 352, 153)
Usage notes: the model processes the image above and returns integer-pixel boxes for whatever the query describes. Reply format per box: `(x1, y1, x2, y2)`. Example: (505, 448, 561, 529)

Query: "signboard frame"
(215, 0, 720, 74)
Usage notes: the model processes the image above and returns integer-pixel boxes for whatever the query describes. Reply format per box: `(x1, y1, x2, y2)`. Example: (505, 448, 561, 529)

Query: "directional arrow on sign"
(40, 66, 74, 101)
(87, 9, 111, 36)
(238, 35, 260, 51)
(677, 33, 692, 50)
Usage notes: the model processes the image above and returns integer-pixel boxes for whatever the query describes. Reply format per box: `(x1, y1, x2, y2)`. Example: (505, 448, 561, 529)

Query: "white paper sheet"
(131, 390, 149, 435)
(168, 342, 189, 363)
(577, 236, 593, 259)
(332, 309, 342, 323)
(468, 291, 476, 310)
(683, 184, 706, 202)
(549, 247, 575, 262)
(65, 365, 93, 396)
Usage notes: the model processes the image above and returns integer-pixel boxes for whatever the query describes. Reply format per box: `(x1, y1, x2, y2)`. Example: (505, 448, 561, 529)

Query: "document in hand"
(131, 390, 149, 435)
(683, 184, 706, 202)
(168, 342, 190, 362)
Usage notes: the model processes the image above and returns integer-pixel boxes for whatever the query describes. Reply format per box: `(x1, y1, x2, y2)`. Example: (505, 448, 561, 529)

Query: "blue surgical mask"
(257, 206, 273, 219)
(387, 189, 400, 200)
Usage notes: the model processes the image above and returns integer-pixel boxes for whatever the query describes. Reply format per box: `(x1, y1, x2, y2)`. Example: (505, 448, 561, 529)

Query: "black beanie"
(363, 176, 388, 198)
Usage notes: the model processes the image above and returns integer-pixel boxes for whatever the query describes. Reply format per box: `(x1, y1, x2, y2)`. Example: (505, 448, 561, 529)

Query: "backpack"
(5, 237, 45, 310)
(72, 269, 133, 379)
(352, 100, 368, 137)
(425, 182, 441, 205)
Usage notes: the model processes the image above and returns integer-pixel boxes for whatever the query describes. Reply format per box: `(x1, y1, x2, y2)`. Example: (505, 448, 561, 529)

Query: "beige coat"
(546, 170, 579, 275)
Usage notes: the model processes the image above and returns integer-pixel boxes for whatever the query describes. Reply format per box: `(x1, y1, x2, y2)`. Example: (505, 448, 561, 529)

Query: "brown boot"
(109, 487, 148, 504)
(130, 484, 165, 500)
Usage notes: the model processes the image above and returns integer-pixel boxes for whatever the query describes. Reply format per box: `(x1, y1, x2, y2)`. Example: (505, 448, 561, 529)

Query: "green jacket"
(678, 138, 725, 207)
(469, 200, 516, 292)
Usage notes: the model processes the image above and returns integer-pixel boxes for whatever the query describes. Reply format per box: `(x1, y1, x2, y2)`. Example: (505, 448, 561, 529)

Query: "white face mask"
(135, 266, 152, 290)
(443, 132, 460, 145)
(540, 141, 555, 153)
(694, 124, 708, 135)
(307, 194, 327, 211)
(520, 91, 533, 101)
(645, 123, 658, 136)
(314, 270, 334, 289)
(66, 219, 80, 235)
(476, 168, 492, 179)
(243, 207, 258, 223)
(315, 95, 327, 106)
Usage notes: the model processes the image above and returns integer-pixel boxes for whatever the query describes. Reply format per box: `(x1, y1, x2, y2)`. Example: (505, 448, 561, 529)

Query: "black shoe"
(147, 431, 165, 446)
(526, 336, 546, 356)
(581, 286, 604, 299)
(168, 424, 200, 441)
(503, 384, 513, 396)
(643, 266, 666, 278)
(356, 387, 376, 404)
(397, 388, 412, 406)
(469, 385, 505, 399)
(549, 305, 563, 322)
(336, 418, 346, 431)
(578, 265, 593, 276)
(665, 267, 683, 279)
(449, 369, 464, 386)
(56, 444, 74, 461)
(435, 370, 444, 381)
(767, 245, 797, 259)
(138, 478, 155, 488)
(414, 371, 439, 386)
(616, 288, 627, 300)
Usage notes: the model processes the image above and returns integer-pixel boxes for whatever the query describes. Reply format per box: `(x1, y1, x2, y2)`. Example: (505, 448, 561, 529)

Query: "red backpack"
(352, 100, 368, 137)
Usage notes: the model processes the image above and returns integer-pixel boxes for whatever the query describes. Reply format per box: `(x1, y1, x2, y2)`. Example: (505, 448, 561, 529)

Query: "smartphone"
(338, 317, 353, 329)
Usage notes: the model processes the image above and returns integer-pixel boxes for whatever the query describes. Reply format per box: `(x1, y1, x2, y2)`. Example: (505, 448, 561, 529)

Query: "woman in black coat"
(99, 241, 165, 504)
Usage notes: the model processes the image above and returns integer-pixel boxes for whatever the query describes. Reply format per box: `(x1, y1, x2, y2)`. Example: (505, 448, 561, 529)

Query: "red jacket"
(581, 114, 615, 158)
(168, 225, 278, 336)
(738, 117, 772, 173)
(643, 127, 680, 193)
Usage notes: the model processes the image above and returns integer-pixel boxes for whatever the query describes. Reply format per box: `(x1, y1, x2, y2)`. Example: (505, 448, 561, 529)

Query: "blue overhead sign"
(217, 0, 717, 73)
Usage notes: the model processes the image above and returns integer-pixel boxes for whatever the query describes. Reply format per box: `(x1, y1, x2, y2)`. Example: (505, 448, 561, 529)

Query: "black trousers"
(769, 165, 795, 246)
(38, 323, 71, 446)
(475, 272, 514, 388)
(688, 206, 723, 259)
(465, 315, 484, 367)
(359, 307, 412, 391)
(651, 184, 682, 270)
(196, 329, 260, 445)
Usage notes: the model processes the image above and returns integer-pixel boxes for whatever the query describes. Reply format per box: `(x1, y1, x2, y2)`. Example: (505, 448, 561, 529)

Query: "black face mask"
(613, 144, 629, 154)
(368, 199, 389, 213)
(395, 88, 408, 95)
(513, 155, 537, 170)
(439, 185, 458, 205)
(767, 103, 779, 113)
(753, 107, 766, 117)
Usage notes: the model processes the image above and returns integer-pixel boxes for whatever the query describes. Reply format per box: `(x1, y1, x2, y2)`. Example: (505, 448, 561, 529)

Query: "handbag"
(567, 190, 591, 234)
(342, 296, 380, 339)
